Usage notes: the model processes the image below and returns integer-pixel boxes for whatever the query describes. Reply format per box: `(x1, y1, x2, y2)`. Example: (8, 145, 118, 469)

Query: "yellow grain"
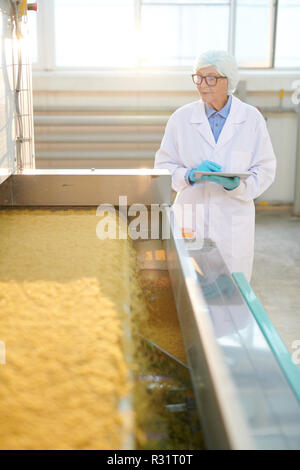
(0, 208, 136, 450)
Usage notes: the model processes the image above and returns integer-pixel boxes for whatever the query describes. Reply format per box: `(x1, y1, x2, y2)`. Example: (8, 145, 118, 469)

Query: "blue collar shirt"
(205, 94, 232, 143)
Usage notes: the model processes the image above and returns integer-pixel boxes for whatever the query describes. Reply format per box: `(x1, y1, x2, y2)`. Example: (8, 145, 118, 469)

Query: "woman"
(154, 50, 276, 282)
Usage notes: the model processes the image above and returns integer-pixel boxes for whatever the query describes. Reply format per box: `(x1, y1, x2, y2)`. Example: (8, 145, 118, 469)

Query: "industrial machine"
(1, 0, 300, 450)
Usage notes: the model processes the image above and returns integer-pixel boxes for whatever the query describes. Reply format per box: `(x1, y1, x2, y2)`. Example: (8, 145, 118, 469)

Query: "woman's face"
(195, 65, 228, 103)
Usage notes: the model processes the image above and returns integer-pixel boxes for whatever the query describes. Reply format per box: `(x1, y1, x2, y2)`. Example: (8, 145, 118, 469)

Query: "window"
(275, 0, 300, 67)
(235, 0, 275, 67)
(54, 0, 136, 67)
(139, 0, 230, 66)
(29, 0, 300, 70)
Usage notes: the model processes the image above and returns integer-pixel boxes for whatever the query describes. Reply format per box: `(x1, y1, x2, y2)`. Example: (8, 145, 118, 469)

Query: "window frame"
(31, 0, 300, 72)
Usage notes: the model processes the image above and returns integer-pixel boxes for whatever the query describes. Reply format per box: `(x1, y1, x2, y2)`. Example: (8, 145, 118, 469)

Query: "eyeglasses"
(191, 74, 227, 86)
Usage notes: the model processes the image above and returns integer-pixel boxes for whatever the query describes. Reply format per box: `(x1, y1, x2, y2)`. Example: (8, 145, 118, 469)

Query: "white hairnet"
(193, 50, 239, 95)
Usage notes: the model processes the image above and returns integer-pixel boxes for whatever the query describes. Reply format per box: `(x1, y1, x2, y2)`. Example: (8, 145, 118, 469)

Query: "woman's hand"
(188, 160, 221, 183)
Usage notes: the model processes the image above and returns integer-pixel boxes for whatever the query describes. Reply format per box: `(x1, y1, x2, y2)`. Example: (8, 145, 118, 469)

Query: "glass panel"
(235, 0, 273, 67)
(140, 4, 229, 66)
(275, 0, 300, 67)
(181, 6, 229, 63)
(54, 0, 136, 67)
(140, 5, 179, 66)
(56, 0, 133, 5)
(142, 0, 229, 4)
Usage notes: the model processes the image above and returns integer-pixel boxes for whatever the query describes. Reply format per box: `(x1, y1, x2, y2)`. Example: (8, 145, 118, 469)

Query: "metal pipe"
(34, 115, 170, 126)
(258, 106, 296, 114)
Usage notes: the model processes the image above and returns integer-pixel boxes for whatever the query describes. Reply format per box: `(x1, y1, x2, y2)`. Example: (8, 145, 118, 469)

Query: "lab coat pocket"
(229, 151, 252, 172)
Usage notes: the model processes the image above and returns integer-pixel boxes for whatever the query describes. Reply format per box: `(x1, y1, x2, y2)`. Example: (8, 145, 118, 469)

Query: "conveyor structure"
(1, 169, 300, 450)
(1, 0, 300, 451)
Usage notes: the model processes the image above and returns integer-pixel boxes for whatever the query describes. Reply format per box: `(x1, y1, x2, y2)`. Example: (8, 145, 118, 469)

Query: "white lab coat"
(154, 95, 276, 281)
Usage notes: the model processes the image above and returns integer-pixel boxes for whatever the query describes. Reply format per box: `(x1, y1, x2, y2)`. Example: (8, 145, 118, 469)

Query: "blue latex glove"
(201, 174, 240, 190)
(188, 160, 221, 183)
